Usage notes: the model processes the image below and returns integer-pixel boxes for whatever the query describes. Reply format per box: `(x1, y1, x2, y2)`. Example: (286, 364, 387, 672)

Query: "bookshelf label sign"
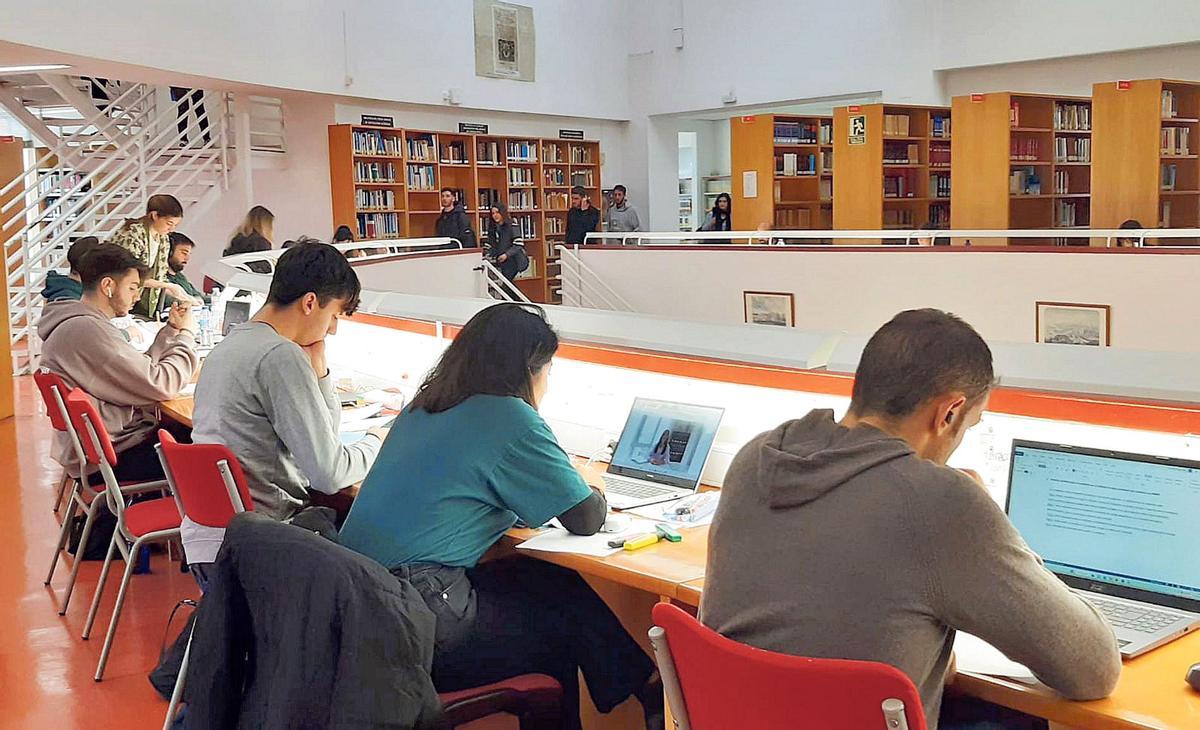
(558, 129, 585, 140)
(848, 115, 867, 145)
(970, 93, 985, 103)
(360, 114, 394, 128)
(1117, 80, 1131, 91)
(459, 122, 489, 134)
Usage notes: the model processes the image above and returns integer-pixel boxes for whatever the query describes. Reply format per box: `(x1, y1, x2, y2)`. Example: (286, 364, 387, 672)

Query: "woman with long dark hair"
(649, 429, 672, 465)
(485, 203, 528, 296)
(108, 194, 196, 314)
(340, 304, 662, 730)
(699, 192, 732, 244)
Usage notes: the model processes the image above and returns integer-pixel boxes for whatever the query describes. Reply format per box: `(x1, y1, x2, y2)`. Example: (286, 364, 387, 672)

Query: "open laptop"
(601, 398, 724, 510)
(1006, 439, 1200, 658)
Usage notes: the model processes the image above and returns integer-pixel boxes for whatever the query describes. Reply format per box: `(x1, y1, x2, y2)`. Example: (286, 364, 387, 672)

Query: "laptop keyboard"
(1088, 596, 1183, 634)
(602, 475, 675, 500)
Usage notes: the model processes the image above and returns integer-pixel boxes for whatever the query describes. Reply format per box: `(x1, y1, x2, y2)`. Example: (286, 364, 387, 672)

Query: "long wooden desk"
(159, 396, 1200, 729)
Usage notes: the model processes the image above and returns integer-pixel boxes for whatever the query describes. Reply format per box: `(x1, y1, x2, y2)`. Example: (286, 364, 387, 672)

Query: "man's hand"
(161, 282, 191, 303)
(168, 302, 197, 334)
(302, 339, 328, 378)
(497, 253, 508, 263)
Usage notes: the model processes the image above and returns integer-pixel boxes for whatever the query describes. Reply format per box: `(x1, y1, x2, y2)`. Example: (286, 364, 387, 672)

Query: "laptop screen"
(1007, 440, 1200, 608)
(608, 398, 724, 489)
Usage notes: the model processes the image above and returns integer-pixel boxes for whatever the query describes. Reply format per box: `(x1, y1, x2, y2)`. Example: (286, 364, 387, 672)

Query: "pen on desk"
(655, 524, 682, 542)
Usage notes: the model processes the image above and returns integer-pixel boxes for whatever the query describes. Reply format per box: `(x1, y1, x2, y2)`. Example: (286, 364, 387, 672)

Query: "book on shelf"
(508, 189, 536, 210)
(507, 140, 538, 162)
(355, 161, 396, 183)
(544, 167, 566, 186)
(357, 212, 400, 238)
(1054, 103, 1091, 131)
(1009, 101, 1020, 128)
(1054, 137, 1090, 163)
(773, 120, 818, 145)
(478, 188, 501, 210)
(883, 173, 915, 198)
(1010, 137, 1041, 161)
(883, 142, 919, 164)
(544, 144, 565, 163)
(570, 169, 595, 187)
(439, 140, 468, 164)
(882, 114, 911, 136)
(407, 135, 436, 161)
(406, 164, 437, 190)
(1054, 169, 1070, 194)
(1055, 200, 1080, 227)
(508, 166, 535, 186)
(882, 208, 914, 227)
(1162, 90, 1179, 119)
(355, 189, 396, 210)
(353, 130, 402, 156)
(544, 191, 569, 210)
(774, 207, 812, 228)
(930, 115, 951, 138)
(819, 148, 833, 172)
(1161, 200, 1172, 227)
(775, 152, 817, 177)
(569, 145, 594, 164)
(513, 214, 537, 238)
(1161, 126, 1191, 155)
(1162, 163, 1178, 191)
(928, 143, 951, 167)
(929, 173, 951, 198)
(545, 216, 565, 234)
(928, 203, 950, 228)
(1009, 167, 1042, 196)
(477, 140, 501, 164)
(819, 121, 833, 144)
(819, 178, 832, 199)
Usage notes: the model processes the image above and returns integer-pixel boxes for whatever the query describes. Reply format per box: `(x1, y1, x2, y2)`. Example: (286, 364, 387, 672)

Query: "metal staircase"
(0, 73, 232, 373)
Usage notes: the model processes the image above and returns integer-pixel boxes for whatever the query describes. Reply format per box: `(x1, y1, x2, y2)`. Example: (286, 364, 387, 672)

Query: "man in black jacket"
(565, 185, 600, 245)
(435, 188, 477, 248)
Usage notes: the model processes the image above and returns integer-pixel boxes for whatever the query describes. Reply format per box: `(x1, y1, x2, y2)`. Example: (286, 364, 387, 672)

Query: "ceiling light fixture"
(0, 64, 71, 74)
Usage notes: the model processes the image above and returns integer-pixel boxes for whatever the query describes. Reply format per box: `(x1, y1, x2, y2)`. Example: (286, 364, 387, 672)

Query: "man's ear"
(935, 394, 968, 434)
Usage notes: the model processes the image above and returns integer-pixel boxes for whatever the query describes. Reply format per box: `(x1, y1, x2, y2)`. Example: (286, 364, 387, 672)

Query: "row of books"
(883, 114, 912, 137)
(1009, 101, 1021, 128)
(546, 216, 565, 234)
(357, 212, 400, 238)
(819, 178, 832, 199)
(883, 172, 917, 198)
(440, 141, 468, 164)
(545, 191, 569, 210)
(544, 145, 565, 163)
(508, 167, 536, 186)
(884, 142, 920, 165)
(1056, 200, 1085, 227)
(353, 130, 402, 157)
(407, 136, 436, 161)
(1054, 103, 1091, 131)
(1053, 169, 1076, 194)
(883, 208, 914, 227)
(571, 170, 595, 187)
(479, 188, 502, 209)
(1010, 167, 1043, 196)
(512, 214, 537, 238)
(775, 153, 818, 177)
(406, 164, 437, 190)
(1162, 127, 1191, 155)
(820, 148, 833, 172)
(1054, 137, 1091, 163)
(507, 141, 538, 162)
(1010, 137, 1041, 161)
(356, 189, 396, 210)
(569, 146, 594, 164)
(930, 115, 951, 138)
(544, 168, 566, 186)
(775, 208, 812, 228)
(930, 173, 951, 199)
(929, 143, 951, 167)
(928, 203, 950, 227)
(355, 161, 396, 183)
(1162, 163, 1179, 191)
(1162, 90, 1181, 119)
(478, 141, 503, 165)
(774, 121, 820, 145)
(508, 190, 536, 210)
(1162, 200, 1173, 227)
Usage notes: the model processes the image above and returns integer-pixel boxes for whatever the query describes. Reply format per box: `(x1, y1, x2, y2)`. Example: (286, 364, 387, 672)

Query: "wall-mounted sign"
(740, 115, 756, 123)
(558, 128, 585, 140)
(1117, 80, 1132, 91)
(360, 114, 394, 128)
(848, 105, 861, 113)
(848, 114, 867, 145)
(459, 122, 489, 134)
(971, 93, 985, 103)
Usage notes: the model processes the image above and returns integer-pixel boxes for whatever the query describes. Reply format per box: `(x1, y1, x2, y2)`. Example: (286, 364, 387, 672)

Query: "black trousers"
(87, 421, 191, 486)
(169, 87, 210, 144)
(401, 558, 655, 730)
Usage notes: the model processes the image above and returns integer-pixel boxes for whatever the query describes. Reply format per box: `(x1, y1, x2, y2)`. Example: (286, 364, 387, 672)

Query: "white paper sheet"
(339, 415, 396, 433)
(954, 632, 1037, 683)
(515, 518, 656, 558)
(341, 402, 383, 421)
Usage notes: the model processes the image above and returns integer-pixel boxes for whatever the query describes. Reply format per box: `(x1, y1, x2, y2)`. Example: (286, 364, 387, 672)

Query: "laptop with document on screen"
(1006, 439, 1200, 658)
(601, 398, 724, 510)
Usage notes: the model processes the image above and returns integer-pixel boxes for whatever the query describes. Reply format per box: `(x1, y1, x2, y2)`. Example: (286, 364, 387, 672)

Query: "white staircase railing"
(3, 82, 232, 374)
(556, 244, 634, 312)
(478, 258, 531, 303)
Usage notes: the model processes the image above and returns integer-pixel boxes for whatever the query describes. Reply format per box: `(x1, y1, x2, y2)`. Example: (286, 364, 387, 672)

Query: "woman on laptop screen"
(340, 303, 664, 730)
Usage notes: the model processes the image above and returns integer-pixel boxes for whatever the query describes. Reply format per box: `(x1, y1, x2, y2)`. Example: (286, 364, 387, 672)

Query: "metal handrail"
(583, 228, 1200, 248)
(478, 258, 531, 303)
(556, 244, 634, 312)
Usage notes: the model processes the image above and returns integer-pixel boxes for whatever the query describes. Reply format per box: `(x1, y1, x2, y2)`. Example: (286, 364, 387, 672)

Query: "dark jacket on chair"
(185, 512, 444, 729)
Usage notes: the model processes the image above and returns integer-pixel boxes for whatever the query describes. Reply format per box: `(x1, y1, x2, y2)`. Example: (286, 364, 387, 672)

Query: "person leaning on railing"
(107, 194, 196, 317)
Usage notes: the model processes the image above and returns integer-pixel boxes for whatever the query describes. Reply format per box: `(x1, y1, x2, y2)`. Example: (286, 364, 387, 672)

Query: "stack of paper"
(953, 633, 1037, 683)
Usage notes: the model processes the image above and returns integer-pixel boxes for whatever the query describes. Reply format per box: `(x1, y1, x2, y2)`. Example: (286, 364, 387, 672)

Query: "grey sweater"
(701, 410, 1121, 727)
(604, 202, 641, 232)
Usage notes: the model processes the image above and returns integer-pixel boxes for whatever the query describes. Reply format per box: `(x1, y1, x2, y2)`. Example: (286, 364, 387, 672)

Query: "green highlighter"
(655, 524, 682, 543)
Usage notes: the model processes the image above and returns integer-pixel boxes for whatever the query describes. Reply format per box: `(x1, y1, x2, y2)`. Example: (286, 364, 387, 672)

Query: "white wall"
(352, 251, 482, 298)
(574, 247, 1200, 353)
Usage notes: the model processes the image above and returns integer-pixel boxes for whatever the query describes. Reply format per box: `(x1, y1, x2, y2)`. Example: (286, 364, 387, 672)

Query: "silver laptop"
(601, 398, 724, 511)
(1007, 440, 1200, 658)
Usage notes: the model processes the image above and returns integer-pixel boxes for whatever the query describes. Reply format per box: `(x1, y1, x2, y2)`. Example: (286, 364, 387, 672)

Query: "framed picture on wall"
(1035, 301, 1111, 347)
(743, 291, 795, 327)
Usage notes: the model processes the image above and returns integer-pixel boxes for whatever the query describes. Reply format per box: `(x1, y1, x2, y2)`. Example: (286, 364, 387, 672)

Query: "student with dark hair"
(38, 243, 198, 482)
(108, 194, 193, 315)
(484, 203, 528, 296)
(565, 185, 600, 244)
(604, 184, 642, 233)
(187, 241, 384, 572)
(341, 304, 663, 730)
(332, 225, 355, 243)
(1116, 218, 1144, 248)
(699, 192, 732, 244)
(702, 309, 1120, 729)
(41, 236, 100, 301)
(435, 188, 477, 248)
(161, 232, 210, 309)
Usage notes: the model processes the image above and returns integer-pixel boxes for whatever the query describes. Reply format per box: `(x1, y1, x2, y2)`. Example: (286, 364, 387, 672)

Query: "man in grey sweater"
(603, 184, 641, 234)
(702, 309, 1120, 729)
(186, 242, 386, 571)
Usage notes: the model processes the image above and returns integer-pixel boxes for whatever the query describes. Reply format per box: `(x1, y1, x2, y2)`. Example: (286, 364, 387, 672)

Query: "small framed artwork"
(743, 291, 795, 327)
(1035, 301, 1111, 347)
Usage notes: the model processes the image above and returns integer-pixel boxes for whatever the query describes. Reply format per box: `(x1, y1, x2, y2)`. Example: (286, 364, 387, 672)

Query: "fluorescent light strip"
(0, 64, 71, 74)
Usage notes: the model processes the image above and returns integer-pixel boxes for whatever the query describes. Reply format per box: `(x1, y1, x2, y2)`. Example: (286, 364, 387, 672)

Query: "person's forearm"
(559, 488, 607, 535)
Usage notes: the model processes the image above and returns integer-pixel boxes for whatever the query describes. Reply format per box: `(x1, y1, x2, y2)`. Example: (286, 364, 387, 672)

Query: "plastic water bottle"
(197, 306, 214, 347)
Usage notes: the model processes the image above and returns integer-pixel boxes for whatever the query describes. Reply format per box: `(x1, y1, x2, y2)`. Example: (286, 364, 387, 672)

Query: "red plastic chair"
(440, 674, 562, 728)
(33, 369, 76, 513)
(649, 603, 928, 730)
(63, 389, 182, 681)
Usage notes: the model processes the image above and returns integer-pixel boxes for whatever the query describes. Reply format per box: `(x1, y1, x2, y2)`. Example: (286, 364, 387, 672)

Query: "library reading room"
(4, 3, 1200, 729)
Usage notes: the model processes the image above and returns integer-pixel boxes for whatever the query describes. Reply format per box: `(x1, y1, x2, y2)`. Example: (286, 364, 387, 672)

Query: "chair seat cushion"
(123, 497, 182, 537)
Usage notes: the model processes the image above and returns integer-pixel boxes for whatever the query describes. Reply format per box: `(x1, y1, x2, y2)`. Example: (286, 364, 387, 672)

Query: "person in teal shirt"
(341, 303, 662, 730)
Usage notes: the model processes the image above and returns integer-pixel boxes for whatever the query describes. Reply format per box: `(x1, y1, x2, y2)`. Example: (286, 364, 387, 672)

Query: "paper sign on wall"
(848, 115, 867, 145)
(742, 171, 758, 199)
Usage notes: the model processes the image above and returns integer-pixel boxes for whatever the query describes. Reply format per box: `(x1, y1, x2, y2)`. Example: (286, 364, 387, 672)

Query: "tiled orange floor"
(0, 376, 199, 729)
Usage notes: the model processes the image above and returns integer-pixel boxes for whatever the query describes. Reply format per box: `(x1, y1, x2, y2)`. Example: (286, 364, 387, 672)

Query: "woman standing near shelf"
(107, 194, 196, 316)
(485, 203, 528, 298)
(224, 205, 275, 273)
(700, 192, 733, 244)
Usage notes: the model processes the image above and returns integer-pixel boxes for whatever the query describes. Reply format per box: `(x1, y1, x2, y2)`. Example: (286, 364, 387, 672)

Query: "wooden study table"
(158, 397, 1200, 729)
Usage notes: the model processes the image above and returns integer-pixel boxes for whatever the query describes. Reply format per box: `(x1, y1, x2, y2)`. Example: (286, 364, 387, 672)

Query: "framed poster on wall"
(473, 0, 536, 82)
(743, 291, 795, 327)
(1035, 301, 1110, 346)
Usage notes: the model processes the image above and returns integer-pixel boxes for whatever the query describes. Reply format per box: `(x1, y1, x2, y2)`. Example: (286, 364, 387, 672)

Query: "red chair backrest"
(652, 603, 928, 730)
(158, 430, 255, 527)
(64, 389, 118, 468)
(34, 370, 71, 432)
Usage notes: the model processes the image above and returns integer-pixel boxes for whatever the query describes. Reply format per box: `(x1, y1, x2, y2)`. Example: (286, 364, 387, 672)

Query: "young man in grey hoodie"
(702, 309, 1120, 729)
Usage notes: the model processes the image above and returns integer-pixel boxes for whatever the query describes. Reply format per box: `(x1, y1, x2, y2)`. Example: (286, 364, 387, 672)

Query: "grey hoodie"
(38, 300, 198, 473)
(701, 409, 1120, 727)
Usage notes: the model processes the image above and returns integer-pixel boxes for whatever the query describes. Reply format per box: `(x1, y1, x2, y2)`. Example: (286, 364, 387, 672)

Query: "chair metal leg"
(59, 497, 106, 615)
(45, 484, 81, 586)
(82, 533, 122, 639)
(163, 629, 193, 730)
(52, 473, 74, 514)
(94, 536, 143, 681)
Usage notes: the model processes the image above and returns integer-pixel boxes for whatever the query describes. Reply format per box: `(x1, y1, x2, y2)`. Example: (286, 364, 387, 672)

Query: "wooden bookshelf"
(1093, 79, 1200, 245)
(329, 125, 601, 303)
(832, 104, 951, 242)
(730, 114, 833, 232)
(951, 93, 1092, 245)
(0, 137, 20, 418)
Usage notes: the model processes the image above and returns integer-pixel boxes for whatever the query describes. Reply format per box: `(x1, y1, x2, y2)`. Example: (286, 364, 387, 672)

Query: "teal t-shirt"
(340, 394, 593, 569)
